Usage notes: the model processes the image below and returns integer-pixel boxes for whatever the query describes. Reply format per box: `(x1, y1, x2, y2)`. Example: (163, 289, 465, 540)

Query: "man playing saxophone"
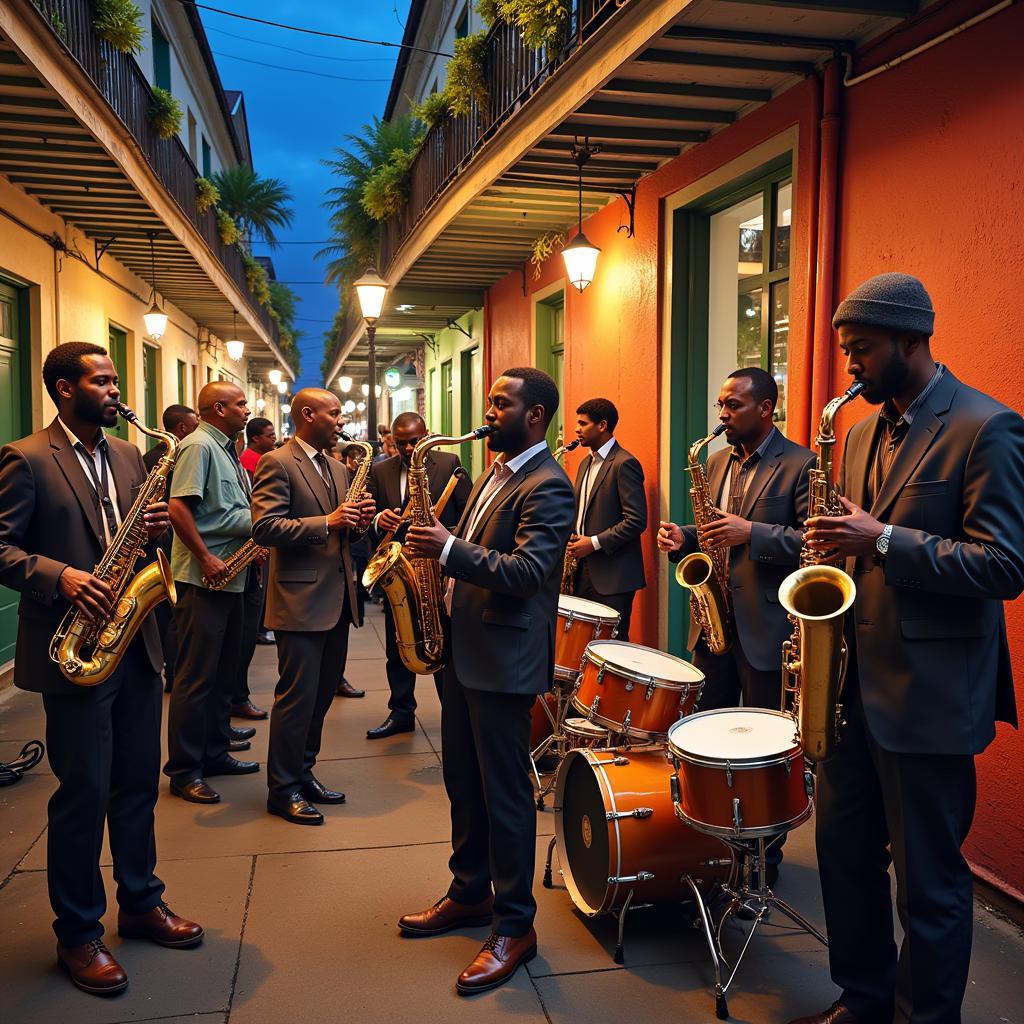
(0, 342, 202, 995)
(788, 275, 1024, 1024)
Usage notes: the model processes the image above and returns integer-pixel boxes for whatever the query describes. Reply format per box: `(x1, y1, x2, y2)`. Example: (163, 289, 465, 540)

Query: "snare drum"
(572, 641, 703, 740)
(562, 717, 612, 750)
(555, 595, 619, 683)
(554, 747, 732, 916)
(667, 708, 812, 838)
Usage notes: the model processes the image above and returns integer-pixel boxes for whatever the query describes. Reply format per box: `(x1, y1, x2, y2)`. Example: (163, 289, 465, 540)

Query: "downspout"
(799, 72, 822, 449)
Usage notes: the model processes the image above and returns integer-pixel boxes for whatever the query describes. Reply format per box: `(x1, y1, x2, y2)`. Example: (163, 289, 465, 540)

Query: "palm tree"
(211, 165, 294, 248)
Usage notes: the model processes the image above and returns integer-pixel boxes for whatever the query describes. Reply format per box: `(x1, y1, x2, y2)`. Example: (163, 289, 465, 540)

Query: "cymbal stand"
(529, 674, 577, 810)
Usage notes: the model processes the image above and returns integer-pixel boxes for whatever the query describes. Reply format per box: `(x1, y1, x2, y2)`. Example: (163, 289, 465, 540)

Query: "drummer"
(657, 368, 815, 885)
(566, 399, 646, 641)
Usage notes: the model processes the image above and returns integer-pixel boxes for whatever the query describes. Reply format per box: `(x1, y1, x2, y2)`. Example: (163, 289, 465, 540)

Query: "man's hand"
(327, 500, 364, 532)
(355, 498, 376, 532)
(144, 500, 170, 540)
(200, 553, 229, 587)
(804, 496, 885, 557)
(377, 507, 405, 533)
(404, 515, 451, 561)
(657, 521, 684, 553)
(567, 535, 596, 560)
(698, 509, 752, 550)
(58, 567, 114, 623)
(254, 546, 270, 566)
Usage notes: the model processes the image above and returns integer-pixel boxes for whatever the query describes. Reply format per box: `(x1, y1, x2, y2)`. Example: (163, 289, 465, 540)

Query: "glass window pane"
(774, 181, 792, 271)
(771, 280, 790, 432)
(737, 288, 763, 369)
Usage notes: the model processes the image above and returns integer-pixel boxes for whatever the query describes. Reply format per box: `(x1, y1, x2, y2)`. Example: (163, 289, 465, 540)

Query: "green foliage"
(240, 251, 272, 308)
(446, 31, 488, 117)
(475, 0, 500, 23)
(195, 176, 220, 214)
(94, 0, 145, 54)
(361, 146, 418, 221)
(276, 327, 301, 374)
(210, 165, 294, 248)
(478, 0, 571, 49)
(149, 86, 183, 140)
(530, 230, 565, 279)
(268, 281, 298, 330)
(216, 207, 241, 246)
(413, 90, 453, 130)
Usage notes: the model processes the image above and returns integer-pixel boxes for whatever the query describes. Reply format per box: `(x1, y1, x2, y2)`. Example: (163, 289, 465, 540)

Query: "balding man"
(252, 388, 375, 824)
(365, 411, 472, 739)
(164, 382, 260, 804)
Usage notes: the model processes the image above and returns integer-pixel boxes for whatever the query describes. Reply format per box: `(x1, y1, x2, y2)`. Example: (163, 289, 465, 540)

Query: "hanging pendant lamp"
(143, 231, 168, 339)
(562, 138, 601, 292)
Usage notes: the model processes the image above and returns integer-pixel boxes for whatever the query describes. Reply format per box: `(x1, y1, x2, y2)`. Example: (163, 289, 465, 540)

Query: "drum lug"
(608, 871, 655, 884)
(622, 710, 632, 734)
(606, 806, 654, 821)
(644, 679, 656, 702)
(669, 775, 681, 803)
(587, 695, 600, 721)
(563, 611, 575, 633)
(732, 797, 743, 834)
(592, 756, 629, 766)
(596, 665, 606, 686)
(726, 761, 734, 788)
(624, 678, 634, 692)
(784, 758, 792, 776)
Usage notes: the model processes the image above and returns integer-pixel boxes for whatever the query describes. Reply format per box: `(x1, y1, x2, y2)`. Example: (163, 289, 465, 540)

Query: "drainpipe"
(811, 58, 842, 425)
(799, 72, 822, 449)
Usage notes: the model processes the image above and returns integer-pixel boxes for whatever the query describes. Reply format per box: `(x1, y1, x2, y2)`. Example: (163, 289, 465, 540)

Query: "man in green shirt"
(164, 382, 260, 803)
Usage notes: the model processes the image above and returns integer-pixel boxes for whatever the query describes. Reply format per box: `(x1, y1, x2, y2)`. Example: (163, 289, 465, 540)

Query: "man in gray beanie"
(786, 273, 1024, 1024)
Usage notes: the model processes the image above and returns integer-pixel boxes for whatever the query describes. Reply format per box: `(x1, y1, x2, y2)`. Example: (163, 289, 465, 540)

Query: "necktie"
(577, 454, 600, 534)
(314, 452, 338, 507)
(75, 441, 119, 543)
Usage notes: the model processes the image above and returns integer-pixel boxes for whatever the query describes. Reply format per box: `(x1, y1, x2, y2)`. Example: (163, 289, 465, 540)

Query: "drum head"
(558, 594, 619, 623)
(585, 641, 704, 687)
(558, 752, 611, 914)
(668, 708, 799, 763)
(563, 717, 611, 739)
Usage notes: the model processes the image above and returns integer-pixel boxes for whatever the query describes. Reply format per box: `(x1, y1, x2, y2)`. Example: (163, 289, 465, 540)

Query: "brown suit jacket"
(251, 438, 361, 632)
(0, 418, 163, 694)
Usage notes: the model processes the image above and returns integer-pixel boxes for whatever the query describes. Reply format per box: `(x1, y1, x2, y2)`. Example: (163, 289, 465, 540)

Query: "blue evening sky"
(196, 1, 413, 386)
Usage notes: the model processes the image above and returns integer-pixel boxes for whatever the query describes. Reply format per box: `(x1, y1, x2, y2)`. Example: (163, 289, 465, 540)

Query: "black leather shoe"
(267, 793, 324, 825)
(255, 631, 276, 645)
(336, 678, 365, 698)
(202, 756, 260, 777)
(366, 716, 416, 739)
(300, 777, 346, 805)
(170, 778, 220, 803)
(229, 739, 251, 752)
(230, 725, 256, 741)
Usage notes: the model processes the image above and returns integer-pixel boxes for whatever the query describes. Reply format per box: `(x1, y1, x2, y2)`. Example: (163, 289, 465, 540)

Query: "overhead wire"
(210, 51, 391, 82)
(205, 25, 394, 62)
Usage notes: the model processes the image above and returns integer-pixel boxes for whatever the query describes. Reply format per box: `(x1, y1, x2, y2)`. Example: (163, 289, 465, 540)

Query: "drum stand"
(684, 832, 827, 1020)
(529, 678, 576, 810)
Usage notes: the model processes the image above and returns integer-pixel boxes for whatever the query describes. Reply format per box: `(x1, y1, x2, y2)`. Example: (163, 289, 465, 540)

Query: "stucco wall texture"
(483, 2, 1023, 898)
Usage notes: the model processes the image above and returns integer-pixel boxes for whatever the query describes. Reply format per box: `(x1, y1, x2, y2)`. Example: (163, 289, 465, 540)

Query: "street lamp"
(354, 266, 388, 449)
(338, 375, 352, 394)
(277, 380, 287, 394)
(561, 138, 602, 292)
(225, 310, 244, 361)
(143, 231, 168, 340)
(268, 368, 282, 386)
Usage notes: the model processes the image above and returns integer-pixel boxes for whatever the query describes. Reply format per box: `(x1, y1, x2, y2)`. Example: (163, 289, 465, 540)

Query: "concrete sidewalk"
(0, 604, 1020, 1024)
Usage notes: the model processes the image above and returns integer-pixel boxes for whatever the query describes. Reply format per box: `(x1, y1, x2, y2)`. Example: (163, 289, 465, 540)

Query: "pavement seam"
(525, 963, 555, 1023)
(0, 820, 47, 893)
(225, 853, 258, 1023)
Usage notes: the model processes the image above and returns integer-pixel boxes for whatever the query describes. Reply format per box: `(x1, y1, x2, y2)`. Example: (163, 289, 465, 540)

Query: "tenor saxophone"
(554, 434, 581, 595)
(674, 423, 732, 654)
(49, 404, 178, 686)
(363, 426, 492, 674)
(777, 381, 865, 761)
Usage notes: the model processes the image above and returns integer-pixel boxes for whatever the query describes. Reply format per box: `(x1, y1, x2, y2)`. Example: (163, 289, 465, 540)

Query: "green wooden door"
(535, 292, 565, 449)
(0, 280, 29, 666)
(143, 343, 159, 450)
(107, 325, 128, 440)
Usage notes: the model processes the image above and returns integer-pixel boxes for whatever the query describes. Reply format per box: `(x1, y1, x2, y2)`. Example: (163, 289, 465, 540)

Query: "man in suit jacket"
(252, 388, 375, 826)
(565, 398, 646, 640)
(365, 410, 472, 738)
(399, 367, 575, 995)
(0, 343, 202, 996)
(789, 274, 1024, 1024)
(658, 367, 815, 712)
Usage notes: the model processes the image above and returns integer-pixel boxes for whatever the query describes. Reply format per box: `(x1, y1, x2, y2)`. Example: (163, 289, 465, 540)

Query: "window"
(428, 367, 437, 429)
(107, 325, 129, 441)
(455, 4, 469, 39)
(201, 137, 211, 179)
(187, 110, 197, 162)
(460, 345, 480, 474)
(152, 18, 171, 92)
(143, 343, 159, 450)
(535, 289, 565, 449)
(440, 359, 453, 435)
(177, 358, 187, 403)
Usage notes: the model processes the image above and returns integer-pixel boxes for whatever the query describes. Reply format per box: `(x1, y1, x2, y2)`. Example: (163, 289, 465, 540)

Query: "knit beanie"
(832, 273, 935, 335)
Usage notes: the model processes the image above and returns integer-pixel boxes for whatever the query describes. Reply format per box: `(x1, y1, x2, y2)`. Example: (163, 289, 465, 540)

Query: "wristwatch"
(875, 523, 894, 558)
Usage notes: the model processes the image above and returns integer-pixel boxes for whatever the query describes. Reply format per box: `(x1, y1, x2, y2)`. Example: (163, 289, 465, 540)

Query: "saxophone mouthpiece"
(564, 438, 581, 452)
(847, 381, 868, 399)
(472, 425, 495, 439)
(711, 423, 727, 437)
(115, 403, 139, 424)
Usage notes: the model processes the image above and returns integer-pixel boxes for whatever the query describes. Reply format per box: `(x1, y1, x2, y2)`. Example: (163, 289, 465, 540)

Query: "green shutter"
(107, 325, 129, 441)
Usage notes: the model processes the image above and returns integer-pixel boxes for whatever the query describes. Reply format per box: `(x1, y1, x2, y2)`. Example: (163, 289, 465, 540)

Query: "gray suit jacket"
(367, 450, 471, 541)
(251, 439, 361, 633)
(444, 448, 575, 695)
(839, 369, 1024, 754)
(670, 431, 816, 670)
(0, 419, 163, 694)
(573, 442, 647, 594)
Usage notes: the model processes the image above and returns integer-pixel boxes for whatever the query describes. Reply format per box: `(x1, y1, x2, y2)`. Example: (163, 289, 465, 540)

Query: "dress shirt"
(294, 434, 335, 535)
(57, 418, 122, 546)
(576, 436, 617, 550)
(717, 426, 779, 510)
(371, 461, 411, 533)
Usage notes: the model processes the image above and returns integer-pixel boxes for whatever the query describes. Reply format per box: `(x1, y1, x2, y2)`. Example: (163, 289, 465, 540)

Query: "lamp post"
(354, 266, 388, 447)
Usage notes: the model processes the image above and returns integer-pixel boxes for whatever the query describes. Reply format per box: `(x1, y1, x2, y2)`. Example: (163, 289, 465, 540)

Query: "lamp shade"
(384, 367, 401, 389)
(343, 399, 356, 413)
(356, 401, 366, 412)
(225, 339, 245, 361)
(361, 383, 369, 397)
(281, 404, 291, 415)
(338, 375, 353, 393)
(277, 380, 287, 394)
(354, 267, 388, 321)
(268, 368, 282, 385)
(255, 398, 266, 412)
(143, 302, 168, 340)
(562, 231, 601, 292)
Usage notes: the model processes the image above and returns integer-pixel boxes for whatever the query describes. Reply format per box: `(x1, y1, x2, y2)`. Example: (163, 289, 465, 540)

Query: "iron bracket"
(445, 318, 473, 340)
(94, 235, 117, 269)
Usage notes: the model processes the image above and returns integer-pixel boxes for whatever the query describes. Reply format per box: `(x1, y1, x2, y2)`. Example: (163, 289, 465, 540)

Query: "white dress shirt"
(294, 434, 335, 533)
(576, 436, 617, 551)
(58, 418, 122, 545)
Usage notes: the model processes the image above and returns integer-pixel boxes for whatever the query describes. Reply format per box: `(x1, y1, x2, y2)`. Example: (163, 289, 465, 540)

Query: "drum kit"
(534, 596, 828, 1020)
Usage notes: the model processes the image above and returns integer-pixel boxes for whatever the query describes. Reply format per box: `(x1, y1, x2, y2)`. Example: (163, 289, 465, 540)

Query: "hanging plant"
(530, 230, 565, 279)
(475, 0, 500, 24)
(446, 31, 488, 117)
(413, 90, 453, 130)
(476, 0, 571, 50)
(216, 208, 241, 246)
(149, 86, 183, 140)
(361, 146, 418, 221)
(240, 251, 272, 307)
(94, 0, 145, 55)
(195, 176, 220, 214)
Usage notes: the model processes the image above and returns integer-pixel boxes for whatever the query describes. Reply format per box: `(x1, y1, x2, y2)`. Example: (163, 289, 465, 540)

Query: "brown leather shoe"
(57, 939, 128, 995)
(456, 930, 537, 995)
(398, 894, 494, 936)
(231, 699, 268, 720)
(787, 1003, 861, 1024)
(336, 678, 365, 698)
(118, 902, 204, 948)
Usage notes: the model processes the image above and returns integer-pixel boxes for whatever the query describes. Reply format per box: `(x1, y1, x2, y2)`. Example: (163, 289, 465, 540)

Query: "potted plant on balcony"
(362, 146, 420, 221)
(216, 208, 241, 246)
(149, 86, 183, 140)
(94, 0, 145, 54)
(477, 0, 572, 49)
(414, 90, 453, 130)
(446, 31, 489, 117)
(195, 176, 220, 214)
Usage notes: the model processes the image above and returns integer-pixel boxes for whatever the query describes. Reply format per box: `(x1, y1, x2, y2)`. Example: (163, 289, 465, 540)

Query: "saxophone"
(342, 437, 375, 500)
(363, 426, 493, 674)
(674, 423, 731, 654)
(554, 433, 581, 594)
(50, 404, 178, 686)
(777, 381, 865, 761)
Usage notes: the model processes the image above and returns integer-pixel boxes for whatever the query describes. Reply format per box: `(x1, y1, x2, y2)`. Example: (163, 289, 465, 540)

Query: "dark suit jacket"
(670, 430, 816, 670)
(839, 369, 1024, 754)
(251, 438, 361, 633)
(444, 448, 575, 695)
(367, 450, 471, 542)
(573, 441, 647, 594)
(0, 419, 163, 694)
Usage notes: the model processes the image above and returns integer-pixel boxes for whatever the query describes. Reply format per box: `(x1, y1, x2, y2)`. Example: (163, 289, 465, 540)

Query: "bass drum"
(554, 747, 732, 916)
